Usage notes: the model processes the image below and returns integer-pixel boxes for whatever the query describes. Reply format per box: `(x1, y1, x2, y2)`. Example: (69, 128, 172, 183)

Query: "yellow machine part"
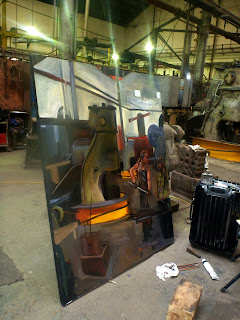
(121, 171, 137, 179)
(75, 198, 130, 225)
(192, 137, 240, 162)
(89, 205, 129, 224)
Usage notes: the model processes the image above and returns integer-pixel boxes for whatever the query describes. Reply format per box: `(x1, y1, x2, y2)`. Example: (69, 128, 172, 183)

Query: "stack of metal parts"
(176, 145, 207, 178)
(171, 145, 207, 197)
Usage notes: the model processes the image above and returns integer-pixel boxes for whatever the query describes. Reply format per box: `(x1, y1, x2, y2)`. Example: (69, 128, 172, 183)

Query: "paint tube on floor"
(202, 259, 219, 280)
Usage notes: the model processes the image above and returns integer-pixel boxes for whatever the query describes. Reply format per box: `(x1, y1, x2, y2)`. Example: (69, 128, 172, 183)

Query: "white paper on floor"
(156, 262, 179, 281)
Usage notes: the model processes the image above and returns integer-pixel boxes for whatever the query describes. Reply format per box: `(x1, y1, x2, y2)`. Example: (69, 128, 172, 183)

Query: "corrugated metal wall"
(0, 58, 31, 112)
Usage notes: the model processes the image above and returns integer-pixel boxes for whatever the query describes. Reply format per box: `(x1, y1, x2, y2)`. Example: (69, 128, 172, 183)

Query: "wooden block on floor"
(166, 279, 203, 320)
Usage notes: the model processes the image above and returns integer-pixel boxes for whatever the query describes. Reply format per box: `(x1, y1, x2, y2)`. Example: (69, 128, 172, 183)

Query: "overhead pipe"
(134, 52, 181, 70)
(148, 0, 240, 45)
(184, 0, 240, 29)
(77, 40, 112, 49)
(158, 29, 198, 33)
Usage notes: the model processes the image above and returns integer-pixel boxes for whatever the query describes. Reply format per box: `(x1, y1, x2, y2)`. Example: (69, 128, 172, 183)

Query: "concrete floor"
(0, 150, 240, 320)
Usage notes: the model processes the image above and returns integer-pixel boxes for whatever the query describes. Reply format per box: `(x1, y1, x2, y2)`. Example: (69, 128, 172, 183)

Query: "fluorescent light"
(157, 92, 161, 99)
(187, 72, 191, 80)
(112, 53, 119, 61)
(23, 26, 54, 43)
(25, 26, 40, 37)
(145, 42, 154, 53)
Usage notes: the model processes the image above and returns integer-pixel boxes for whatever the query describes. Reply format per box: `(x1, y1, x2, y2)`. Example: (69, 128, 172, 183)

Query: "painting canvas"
(34, 57, 174, 305)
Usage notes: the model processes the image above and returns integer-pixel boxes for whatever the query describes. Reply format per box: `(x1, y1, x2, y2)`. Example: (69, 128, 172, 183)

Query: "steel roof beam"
(184, 0, 240, 29)
(158, 34, 182, 61)
(148, 0, 240, 45)
(125, 5, 196, 52)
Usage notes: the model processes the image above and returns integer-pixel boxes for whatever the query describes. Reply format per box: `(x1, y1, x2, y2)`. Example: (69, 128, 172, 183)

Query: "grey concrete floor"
(0, 150, 240, 320)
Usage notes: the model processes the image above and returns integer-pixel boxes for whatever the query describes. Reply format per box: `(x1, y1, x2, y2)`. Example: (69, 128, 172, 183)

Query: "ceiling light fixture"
(145, 42, 154, 53)
(112, 53, 119, 61)
(25, 26, 40, 37)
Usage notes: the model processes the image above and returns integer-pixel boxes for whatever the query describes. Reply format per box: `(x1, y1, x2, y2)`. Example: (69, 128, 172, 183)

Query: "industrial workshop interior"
(0, 0, 240, 319)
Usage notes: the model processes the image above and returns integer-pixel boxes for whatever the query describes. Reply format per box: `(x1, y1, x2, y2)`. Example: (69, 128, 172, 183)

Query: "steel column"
(149, 28, 158, 74)
(52, 0, 57, 53)
(208, 17, 220, 81)
(193, 11, 211, 81)
(107, 48, 111, 65)
(83, 0, 90, 57)
(208, 0, 221, 81)
(180, 3, 192, 78)
(1, 0, 7, 49)
(115, 63, 125, 149)
(69, 61, 78, 120)
(59, 0, 77, 60)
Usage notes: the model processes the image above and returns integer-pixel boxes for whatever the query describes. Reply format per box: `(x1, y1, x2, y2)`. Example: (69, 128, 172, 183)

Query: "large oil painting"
(34, 57, 174, 305)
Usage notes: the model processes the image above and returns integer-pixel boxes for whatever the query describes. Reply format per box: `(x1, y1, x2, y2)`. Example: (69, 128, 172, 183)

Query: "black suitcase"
(189, 180, 240, 256)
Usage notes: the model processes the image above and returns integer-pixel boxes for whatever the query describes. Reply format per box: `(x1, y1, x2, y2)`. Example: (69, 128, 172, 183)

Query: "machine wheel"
(52, 206, 64, 225)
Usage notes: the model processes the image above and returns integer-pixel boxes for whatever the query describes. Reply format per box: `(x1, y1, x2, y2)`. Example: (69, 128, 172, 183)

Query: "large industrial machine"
(184, 60, 240, 144)
(202, 61, 240, 143)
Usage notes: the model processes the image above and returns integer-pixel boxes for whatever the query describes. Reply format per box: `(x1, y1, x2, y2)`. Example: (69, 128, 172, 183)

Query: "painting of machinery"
(34, 58, 182, 305)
